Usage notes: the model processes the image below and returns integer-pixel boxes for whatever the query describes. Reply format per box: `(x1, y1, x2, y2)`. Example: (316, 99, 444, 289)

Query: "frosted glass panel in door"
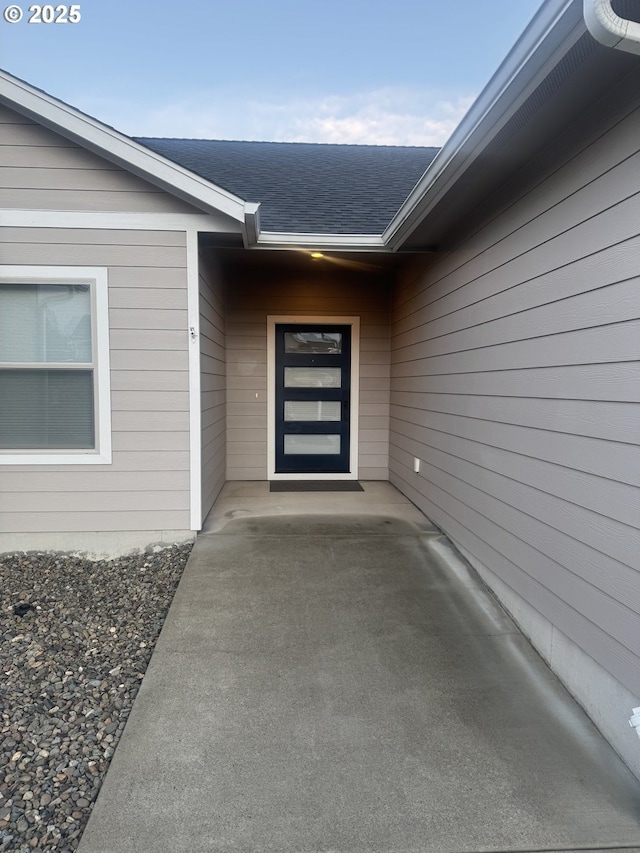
(284, 367, 341, 388)
(284, 401, 341, 422)
(284, 332, 342, 354)
(284, 435, 341, 455)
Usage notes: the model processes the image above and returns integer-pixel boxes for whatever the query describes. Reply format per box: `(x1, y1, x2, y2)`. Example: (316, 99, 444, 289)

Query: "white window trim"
(0, 266, 112, 465)
(267, 315, 360, 481)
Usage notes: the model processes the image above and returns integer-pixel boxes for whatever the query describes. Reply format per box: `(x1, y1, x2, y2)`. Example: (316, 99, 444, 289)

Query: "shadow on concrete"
(79, 501, 640, 853)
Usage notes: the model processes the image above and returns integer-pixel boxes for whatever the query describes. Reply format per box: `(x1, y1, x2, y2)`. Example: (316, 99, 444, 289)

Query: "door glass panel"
(284, 367, 341, 388)
(284, 401, 341, 422)
(284, 332, 342, 354)
(284, 434, 341, 455)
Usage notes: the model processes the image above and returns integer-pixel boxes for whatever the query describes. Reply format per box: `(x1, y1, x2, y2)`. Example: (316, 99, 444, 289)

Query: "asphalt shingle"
(133, 138, 438, 234)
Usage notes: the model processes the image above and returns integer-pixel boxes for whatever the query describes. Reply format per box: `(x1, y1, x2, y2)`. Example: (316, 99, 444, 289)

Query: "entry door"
(275, 324, 351, 474)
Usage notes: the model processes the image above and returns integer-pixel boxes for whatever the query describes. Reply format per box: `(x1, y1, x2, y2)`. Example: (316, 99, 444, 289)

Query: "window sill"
(0, 449, 112, 465)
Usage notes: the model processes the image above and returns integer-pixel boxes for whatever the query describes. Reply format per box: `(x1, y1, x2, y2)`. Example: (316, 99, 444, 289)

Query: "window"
(0, 267, 111, 464)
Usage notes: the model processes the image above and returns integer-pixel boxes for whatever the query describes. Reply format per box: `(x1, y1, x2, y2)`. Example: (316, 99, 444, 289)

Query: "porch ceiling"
(203, 244, 423, 279)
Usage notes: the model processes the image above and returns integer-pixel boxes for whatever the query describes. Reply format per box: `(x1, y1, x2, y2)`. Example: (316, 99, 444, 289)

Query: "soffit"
(397, 27, 640, 250)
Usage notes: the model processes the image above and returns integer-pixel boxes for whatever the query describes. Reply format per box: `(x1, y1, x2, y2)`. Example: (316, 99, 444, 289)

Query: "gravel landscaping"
(0, 543, 192, 853)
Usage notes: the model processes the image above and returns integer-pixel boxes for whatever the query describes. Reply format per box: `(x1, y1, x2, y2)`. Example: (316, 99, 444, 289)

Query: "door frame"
(267, 315, 360, 481)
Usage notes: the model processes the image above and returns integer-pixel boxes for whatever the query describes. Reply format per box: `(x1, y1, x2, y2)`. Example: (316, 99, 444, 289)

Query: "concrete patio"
(78, 482, 640, 853)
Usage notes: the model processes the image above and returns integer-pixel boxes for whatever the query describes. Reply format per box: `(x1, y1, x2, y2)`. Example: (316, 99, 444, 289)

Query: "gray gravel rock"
(0, 543, 192, 852)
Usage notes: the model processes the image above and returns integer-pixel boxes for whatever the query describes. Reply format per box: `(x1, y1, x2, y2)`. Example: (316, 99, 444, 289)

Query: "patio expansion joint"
(468, 845, 640, 853)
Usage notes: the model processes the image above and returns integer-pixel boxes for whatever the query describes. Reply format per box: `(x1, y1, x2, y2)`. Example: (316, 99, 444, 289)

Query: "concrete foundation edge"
(0, 530, 196, 559)
(436, 536, 640, 782)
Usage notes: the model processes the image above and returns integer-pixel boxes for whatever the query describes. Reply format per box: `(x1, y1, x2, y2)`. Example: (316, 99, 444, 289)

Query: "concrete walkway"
(78, 483, 640, 853)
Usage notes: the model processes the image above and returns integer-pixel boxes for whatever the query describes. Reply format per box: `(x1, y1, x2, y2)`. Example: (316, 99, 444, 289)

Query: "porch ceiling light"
(310, 252, 324, 260)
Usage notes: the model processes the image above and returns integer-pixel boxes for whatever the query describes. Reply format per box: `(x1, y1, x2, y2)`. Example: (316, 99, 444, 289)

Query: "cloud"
(252, 90, 475, 146)
(80, 87, 475, 147)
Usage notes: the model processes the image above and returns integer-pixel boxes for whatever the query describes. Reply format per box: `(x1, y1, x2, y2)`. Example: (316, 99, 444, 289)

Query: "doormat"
(270, 481, 364, 492)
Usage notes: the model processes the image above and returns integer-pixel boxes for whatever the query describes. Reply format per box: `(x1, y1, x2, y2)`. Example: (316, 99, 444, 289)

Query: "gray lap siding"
(389, 77, 640, 697)
(199, 251, 226, 521)
(225, 273, 392, 482)
(0, 227, 191, 534)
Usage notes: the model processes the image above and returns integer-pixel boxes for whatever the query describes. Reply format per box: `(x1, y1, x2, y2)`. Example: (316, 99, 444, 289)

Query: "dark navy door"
(275, 324, 351, 474)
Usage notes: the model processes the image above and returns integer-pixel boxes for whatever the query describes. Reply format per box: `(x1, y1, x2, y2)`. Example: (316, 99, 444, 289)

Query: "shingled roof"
(133, 138, 438, 235)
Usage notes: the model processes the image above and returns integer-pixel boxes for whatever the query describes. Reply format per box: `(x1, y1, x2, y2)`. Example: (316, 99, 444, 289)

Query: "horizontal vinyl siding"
(0, 228, 191, 534)
(199, 251, 226, 519)
(0, 104, 199, 214)
(390, 88, 640, 695)
(226, 274, 391, 480)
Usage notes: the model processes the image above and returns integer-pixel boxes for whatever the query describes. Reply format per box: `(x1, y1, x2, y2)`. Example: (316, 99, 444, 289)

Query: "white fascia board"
(255, 231, 386, 251)
(0, 71, 248, 224)
(0, 209, 245, 233)
(383, 0, 583, 250)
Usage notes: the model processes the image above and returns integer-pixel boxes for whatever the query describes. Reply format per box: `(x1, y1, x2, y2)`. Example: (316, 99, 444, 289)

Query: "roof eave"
(0, 70, 249, 225)
(253, 232, 386, 251)
(383, 0, 584, 250)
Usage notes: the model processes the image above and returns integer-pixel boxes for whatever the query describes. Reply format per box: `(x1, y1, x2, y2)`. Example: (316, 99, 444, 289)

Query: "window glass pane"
(284, 401, 341, 422)
(284, 332, 342, 354)
(284, 434, 340, 455)
(0, 369, 94, 449)
(284, 367, 341, 388)
(0, 284, 92, 363)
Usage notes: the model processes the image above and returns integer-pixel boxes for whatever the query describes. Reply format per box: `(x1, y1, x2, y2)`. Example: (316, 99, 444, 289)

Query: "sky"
(0, 0, 543, 146)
